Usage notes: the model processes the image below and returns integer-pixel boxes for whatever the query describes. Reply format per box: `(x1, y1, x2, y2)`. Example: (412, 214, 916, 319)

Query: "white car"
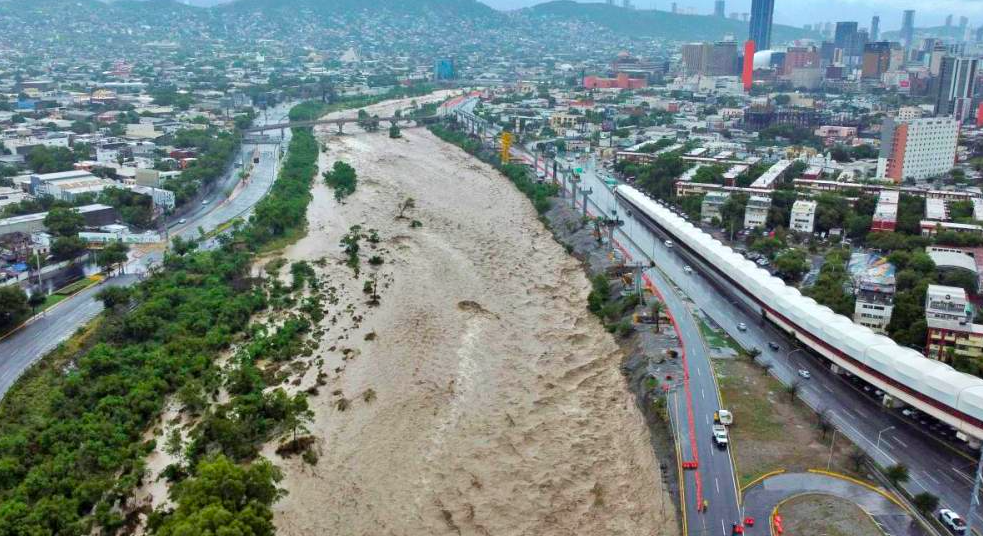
(664, 240, 674, 248)
(178, 218, 187, 224)
(202, 200, 210, 205)
(737, 322, 747, 331)
(798, 369, 811, 379)
(683, 265, 693, 274)
(939, 509, 966, 534)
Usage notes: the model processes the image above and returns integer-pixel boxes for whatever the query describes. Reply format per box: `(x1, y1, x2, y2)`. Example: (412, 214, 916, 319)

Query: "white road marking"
(701, 388, 706, 400)
(715, 477, 720, 494)
(923, 473, 941, 485)
(721, 520, 726, 536)
(891, 436, 908, 448)
(697, 367, 702, 377)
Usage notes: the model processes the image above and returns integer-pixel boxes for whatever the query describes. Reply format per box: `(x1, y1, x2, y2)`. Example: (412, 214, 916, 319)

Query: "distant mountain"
(523, 1, 816, 45)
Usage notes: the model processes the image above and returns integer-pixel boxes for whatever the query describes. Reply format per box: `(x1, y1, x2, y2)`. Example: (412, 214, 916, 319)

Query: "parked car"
(939, 509, 966, 534)
(768, 342, 780, 351)
(683, 265, 693, 274)
(664, 240, 674, 248)
(798, 369, 811, 379)
(737, 322, 748, 331)
(178, 218, 187, 224)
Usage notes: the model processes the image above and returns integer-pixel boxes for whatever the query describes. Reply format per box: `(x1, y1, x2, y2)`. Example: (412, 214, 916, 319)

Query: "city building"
(790, 199, 817, 233)
(926, 284, 983, 362)
(850, 253, 896, 334)
(708, 41, 738, 76)
(681, 43, 711, 75)
(743, 195, 771, 228)
(434, 58, 456, 81)
(926, 197, 949, 221)
(834, 21, 863, 64)
(901, 10, 916, 49)
(935, 56, 979, 122)
(861, 42, 892, 80)
(876, 117, 959, 182)
(748, 0, 774, 50)
(871, 190, 899, 232)
(714, 0, 725, 18)
(701, 191, 730, 223)
(870, 15, 880, 41)
(582, 73, 647, 89)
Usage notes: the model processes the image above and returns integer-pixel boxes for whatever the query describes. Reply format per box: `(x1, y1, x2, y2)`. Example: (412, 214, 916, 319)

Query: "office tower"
(870, 16, 880, 41)
(434, 58, 456, 80)
(671, 2, 677, 13)
(708, 40, 738, 75)
(749, 0, 774, 50)
(861, 42, 892, 80)
(877, 116, 959, 182)
(946, 15, 953, 27)
(834, 21, 858, 49)
(742, 41, 755, 91)
(960, 16, 969, 31)
(714, 0, 725, 18)
(935, 56, 979, 121)
(976, 26, 983, 44)
(681, 43, 711, 75)
(901, 10, 915, 49)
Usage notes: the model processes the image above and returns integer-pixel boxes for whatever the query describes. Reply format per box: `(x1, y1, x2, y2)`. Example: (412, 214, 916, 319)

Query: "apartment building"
(790, 199, 817, 233)
(876, 117, 959, 182)
(743, 195, 771, 229)
(925, 284, 983, 362)
(701, 191, 730, 223)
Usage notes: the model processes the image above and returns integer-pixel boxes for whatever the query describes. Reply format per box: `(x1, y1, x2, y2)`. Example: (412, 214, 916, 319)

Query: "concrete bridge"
(241, 115, 440, 135)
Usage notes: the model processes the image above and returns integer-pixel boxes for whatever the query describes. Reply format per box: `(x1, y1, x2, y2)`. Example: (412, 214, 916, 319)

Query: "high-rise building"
(901, 10, 915, 49)
(681, 43, 711, 75)
(708, 41, 738, 75)
(877, 116, 959, 182)
(861, 42, 892, 80)
(749, 0, 774, 51)
(946, 14, 954, 27)
(870, 15, 880, 41)
(935, 56, 979, 122)
(960, 16, 969, 32)
(714, 0, 725, 18)
(834, 21, 863, 64)
(783, 45, 819, 75)
(434, 58, 456, 80)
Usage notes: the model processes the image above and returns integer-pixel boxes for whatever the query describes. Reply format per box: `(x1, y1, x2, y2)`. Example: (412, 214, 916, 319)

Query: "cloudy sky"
(481, 0, 982, 29)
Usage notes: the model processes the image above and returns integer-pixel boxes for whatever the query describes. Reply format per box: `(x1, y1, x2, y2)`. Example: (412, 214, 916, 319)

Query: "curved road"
(743, 472, 925, 536)
(0, 102, 295, 400)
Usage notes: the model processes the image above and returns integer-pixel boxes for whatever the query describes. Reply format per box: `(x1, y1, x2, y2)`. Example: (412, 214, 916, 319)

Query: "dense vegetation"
(323, 161, 358, 201)
(0, 106, 323, 535)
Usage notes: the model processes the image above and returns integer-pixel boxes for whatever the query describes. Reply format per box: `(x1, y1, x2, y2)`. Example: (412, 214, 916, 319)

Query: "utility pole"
(580, 186, 593, 218)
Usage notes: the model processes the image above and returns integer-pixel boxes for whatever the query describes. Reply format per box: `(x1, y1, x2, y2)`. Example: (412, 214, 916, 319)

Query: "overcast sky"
(481, 0, 983, 30)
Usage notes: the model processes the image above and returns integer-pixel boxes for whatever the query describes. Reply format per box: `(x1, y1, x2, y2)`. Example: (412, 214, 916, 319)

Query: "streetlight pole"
(827, 428, 838, 471)
(875, 426, 895, 460)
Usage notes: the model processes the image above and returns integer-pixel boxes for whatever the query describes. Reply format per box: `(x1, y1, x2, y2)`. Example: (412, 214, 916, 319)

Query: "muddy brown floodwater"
(266, 94, 677, 535)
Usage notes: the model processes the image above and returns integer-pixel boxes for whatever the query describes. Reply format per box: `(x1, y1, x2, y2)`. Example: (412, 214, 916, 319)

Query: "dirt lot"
(714, 356, 861, 487)
(265, 97, 677, 536)
(779, 494, 882, 536)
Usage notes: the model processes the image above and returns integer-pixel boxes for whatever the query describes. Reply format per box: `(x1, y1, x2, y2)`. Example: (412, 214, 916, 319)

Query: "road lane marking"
(891, 436, 908, 448)
(701, 388, 705, 400)
(715, 477, 720, 494)
(697, 367, 702, 377)
(923, 472, 941, 485)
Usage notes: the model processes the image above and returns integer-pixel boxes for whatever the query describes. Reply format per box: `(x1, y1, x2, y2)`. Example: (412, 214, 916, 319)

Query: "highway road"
(560, 154, 983, 529)
(0, 102, 295, 400)
(549, 156, 743, 536)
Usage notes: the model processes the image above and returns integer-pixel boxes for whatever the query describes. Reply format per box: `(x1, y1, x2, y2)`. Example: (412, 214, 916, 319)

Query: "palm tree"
(785, 380, 800, 402)
(885, 463, 910, 486)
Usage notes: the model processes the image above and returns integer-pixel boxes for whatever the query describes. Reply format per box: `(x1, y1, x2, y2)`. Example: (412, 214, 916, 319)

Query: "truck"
(714, 409, 733, 426)
(712, 424, 729, 448)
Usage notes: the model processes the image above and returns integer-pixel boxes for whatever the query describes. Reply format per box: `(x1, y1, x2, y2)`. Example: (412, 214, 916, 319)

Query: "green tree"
(96, 241, 130, 274)
(96, 286, 132, 310)
(323, 161, 358, 201)
(152, 455, 283, 536)
(912, 492, 939, 515)
(0, 286, 30, 331)
(43, 207, 85, 237)
(26, 146, 76, 174)
(388, 124, 401, 139)
(50, 236, 88, 261)
(885, 463, 910, 486)
(774, 249, 809, 283)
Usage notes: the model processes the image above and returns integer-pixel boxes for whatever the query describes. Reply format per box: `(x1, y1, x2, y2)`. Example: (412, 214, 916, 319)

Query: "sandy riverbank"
(267, 94, 676, 535)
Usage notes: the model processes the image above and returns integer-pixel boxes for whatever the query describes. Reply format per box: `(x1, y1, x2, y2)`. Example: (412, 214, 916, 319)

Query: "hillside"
(524, 1, 816, 45)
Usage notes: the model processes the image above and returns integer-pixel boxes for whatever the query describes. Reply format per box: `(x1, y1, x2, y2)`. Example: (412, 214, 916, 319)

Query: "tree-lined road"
(0, 102, 295, 400)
